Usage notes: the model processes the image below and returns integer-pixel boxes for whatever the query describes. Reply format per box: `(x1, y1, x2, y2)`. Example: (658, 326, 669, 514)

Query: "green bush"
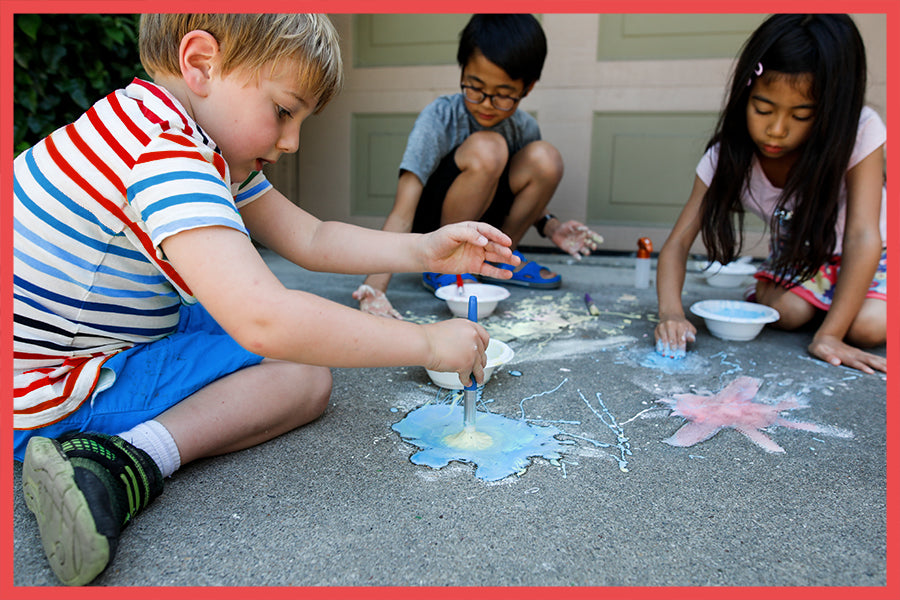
(14, 14, 147, 154)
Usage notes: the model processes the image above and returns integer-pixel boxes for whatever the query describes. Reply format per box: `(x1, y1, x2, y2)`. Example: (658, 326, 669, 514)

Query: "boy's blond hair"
(139, 14, 343, 113)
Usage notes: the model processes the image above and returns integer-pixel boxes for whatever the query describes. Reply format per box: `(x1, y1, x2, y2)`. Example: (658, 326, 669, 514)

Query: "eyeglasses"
(460, 84, 521, 111)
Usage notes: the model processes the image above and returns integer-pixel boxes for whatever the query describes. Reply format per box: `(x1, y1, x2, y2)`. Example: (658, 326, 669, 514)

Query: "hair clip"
(747, 62, 764, 86)
(773, 208, 793, 223)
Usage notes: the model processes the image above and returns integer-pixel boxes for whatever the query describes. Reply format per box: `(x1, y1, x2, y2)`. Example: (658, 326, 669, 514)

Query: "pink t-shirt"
(696, 106, 887, 254)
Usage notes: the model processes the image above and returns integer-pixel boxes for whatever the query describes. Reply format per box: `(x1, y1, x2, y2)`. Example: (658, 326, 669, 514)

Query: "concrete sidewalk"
(12, 249, 888, 589)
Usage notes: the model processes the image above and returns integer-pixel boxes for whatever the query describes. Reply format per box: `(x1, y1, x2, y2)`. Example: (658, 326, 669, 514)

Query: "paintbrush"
(584, 292, 601, 316)
(456, 274, 465, 296)
(463, 295, 478, 428)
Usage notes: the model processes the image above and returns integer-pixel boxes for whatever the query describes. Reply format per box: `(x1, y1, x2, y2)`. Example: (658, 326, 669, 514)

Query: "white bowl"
(700, 260, 758, 288)
(425, 338, 515, 390)
(690, 300, 779, 341)
(435, 283, 510, 319)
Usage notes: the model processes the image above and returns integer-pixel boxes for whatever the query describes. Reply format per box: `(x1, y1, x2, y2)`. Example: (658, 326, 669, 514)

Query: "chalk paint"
(624, 348, 711, 376)
(409, 291, 647, 367)
(640, 350, 691, 372)
(485, 293, 595, 342)
(392, 404, 569, 482)
(576, 390, 632, 472)
(658, 376, 852, 453)
(395, 375, 640, 480)
(655, 339, 686, 360)
(443, 425, 494, 450)
(518, 378, 569, 420)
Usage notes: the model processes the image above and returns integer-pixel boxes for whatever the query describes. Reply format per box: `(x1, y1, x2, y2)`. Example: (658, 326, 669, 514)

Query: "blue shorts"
(13, 303, 264, 461)
(412, 147, 515, 234)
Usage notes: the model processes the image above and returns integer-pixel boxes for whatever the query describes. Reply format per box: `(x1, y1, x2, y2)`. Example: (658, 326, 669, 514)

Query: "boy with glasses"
(356, 14, 603, 319)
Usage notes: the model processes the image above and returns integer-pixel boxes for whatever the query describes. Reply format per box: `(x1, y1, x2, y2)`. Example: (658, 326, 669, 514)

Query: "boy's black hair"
(457, 14, 547, 89)
(700, 14, 869, 286)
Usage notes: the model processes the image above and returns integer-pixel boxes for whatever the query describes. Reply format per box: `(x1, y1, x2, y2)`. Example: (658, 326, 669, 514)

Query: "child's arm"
(353, 171, 425, 318)
(239, 184, 515, 279)
(159, 225, 491, 386)
(807, 146, 886, 374)
(545, 219, 605, 260)
(654, 175, 706, 354)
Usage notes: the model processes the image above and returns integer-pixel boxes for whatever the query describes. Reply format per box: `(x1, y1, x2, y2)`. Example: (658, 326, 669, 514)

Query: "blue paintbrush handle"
(464, 295, 478, 391)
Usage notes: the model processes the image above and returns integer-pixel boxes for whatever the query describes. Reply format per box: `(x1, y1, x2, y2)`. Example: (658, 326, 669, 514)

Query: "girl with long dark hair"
(655, 14, 886, 374)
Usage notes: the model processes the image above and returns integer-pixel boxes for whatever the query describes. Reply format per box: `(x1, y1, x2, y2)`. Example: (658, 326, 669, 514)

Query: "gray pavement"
(12, 249, 888, 589)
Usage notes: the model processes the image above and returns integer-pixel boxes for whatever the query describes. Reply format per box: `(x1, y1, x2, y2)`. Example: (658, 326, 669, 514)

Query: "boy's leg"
(438, 131, 510, 225)
(501, 140, 564, 247)
(417, 136, 562, 245)
(156, 359, 332, 462)
(23, 359, 331, 585)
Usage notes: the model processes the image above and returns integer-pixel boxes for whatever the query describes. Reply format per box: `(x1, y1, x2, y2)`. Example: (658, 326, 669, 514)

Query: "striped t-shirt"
(13, 78, 272, 430)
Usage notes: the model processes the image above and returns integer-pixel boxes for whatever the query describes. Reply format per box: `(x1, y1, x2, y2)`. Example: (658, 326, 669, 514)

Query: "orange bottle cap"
(637, 237, 653, 258)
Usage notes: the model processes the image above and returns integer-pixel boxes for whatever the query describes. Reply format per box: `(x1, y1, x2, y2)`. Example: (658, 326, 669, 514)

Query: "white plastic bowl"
(690, 300, 779, 341)
(435, 283, 510, 319)
(425, 338, 515, 390)
(700, 260, 758, 288)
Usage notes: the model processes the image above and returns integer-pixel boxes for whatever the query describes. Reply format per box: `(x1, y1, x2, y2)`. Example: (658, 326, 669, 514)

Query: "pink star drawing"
(657, 376, 825, 453)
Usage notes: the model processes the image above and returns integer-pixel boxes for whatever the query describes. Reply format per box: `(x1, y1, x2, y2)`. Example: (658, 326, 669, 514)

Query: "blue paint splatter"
(392, 404, 569, 482)
(636, 350, 708, 374)
(576, 390, 632, 472)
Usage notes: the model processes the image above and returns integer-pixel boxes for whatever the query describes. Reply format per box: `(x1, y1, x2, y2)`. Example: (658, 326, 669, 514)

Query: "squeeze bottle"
(635, 237, 652, 289)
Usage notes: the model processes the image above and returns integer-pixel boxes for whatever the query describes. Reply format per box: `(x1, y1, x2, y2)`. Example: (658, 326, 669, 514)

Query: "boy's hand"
(654, 315, 697, 358)
(550, 220, 604, 260)
(353, 284, 403, 320)
(422, 319, 489, 388)
(422, 222, 519, 280)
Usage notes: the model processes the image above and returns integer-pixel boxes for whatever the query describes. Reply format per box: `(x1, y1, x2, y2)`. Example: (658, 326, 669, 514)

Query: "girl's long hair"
(701, 14, 867, 285)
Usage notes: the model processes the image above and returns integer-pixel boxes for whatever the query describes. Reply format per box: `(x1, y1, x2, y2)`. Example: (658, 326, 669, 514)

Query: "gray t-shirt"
(398, 93, 541, 184)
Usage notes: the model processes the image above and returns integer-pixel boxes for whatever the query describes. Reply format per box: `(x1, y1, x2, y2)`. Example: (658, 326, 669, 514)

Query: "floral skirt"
(754, 248, 887, 311)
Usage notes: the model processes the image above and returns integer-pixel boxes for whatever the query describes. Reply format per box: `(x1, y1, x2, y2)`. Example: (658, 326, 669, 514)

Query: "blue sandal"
(483, 250, 561, 289)
(422, 272, 478, 293)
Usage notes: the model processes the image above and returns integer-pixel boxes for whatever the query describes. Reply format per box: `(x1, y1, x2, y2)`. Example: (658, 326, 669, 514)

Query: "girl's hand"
(422, 319, 489, 388)
(809, 334, 886, 374)
(422, 222, 518, 280)
(549, 220, 604, 260)
(353, 284, 403, 320)
(654, 315, 697, 358)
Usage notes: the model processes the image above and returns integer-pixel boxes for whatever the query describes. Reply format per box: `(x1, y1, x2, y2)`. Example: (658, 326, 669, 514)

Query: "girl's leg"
(502, 140, 564, 246)
(155, 359, 332, 465)
(440, 131, 509, 224)
(846, 298, 887, 348)
(755, 279, 817, 330)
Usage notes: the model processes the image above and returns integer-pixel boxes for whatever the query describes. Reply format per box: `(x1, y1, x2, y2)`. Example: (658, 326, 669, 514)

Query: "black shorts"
(411, 148, 514, 234)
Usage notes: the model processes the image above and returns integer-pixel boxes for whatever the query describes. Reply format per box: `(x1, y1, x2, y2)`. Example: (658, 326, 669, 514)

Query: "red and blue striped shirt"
(14, 79, 271, 429)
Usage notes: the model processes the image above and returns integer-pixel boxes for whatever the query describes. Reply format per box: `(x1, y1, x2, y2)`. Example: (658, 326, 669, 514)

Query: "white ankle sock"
(118, 420, 181, 478)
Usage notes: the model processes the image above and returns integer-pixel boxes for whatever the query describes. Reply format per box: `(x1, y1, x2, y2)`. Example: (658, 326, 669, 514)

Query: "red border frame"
(1, 1, 895, 598)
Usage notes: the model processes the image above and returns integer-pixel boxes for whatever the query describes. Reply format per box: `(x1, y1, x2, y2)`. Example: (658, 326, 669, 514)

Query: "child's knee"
(276, 362, 332, 423)
(307, 366, 333, 416)
(846, 300, 887, 348)
(459, 131, 508, 175)
(756, 283, 815, 330)
(519, 140, 563, 182)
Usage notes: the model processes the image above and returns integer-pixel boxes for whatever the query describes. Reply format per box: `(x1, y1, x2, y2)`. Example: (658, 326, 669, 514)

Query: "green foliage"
(13, 14, 147, 154)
